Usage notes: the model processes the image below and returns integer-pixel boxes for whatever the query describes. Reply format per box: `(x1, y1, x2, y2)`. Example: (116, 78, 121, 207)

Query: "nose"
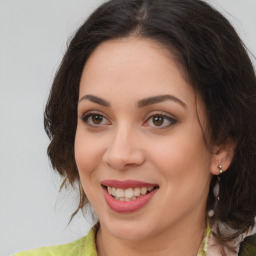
(102, 125, 145, 171)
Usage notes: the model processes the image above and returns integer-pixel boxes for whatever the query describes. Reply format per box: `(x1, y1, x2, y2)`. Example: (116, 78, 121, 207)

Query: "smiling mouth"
(102, 185, 159, 201)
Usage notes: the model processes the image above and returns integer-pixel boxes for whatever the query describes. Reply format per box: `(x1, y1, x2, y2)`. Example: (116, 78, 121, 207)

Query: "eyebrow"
(138, 94, 186, 108)
(79, 94, 110, 107)
(79, 94, 186, 108)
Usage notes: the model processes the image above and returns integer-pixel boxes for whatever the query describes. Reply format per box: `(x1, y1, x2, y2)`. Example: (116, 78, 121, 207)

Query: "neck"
(96, 215, 206, 256)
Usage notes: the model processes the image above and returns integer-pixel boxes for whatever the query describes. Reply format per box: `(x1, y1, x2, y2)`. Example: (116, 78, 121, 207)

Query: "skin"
(75, 37, 234, 256)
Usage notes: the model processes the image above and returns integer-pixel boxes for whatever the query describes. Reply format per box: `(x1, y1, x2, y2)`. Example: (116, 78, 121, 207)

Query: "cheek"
(148, 127, 212, 186)
(74, 128, 104, 182)
(149, 133, 211, 219)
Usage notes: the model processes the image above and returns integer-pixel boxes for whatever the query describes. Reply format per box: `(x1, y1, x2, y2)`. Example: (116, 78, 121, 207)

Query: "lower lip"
(103, 187, 158, 213)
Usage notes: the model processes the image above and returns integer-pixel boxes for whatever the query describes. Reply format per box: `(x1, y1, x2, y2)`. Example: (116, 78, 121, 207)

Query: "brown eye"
(144, 113, 177, 128)
(152, 116, 164, 126)
(91, 114, 103, 124)
(81, 113, 110, 127)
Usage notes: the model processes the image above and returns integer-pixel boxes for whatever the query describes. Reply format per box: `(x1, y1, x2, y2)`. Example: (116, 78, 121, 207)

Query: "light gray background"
(1, 1, 255, 255)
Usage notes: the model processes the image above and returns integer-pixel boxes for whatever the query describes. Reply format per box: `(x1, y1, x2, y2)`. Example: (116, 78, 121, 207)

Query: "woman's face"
(75, 38, 215, 241)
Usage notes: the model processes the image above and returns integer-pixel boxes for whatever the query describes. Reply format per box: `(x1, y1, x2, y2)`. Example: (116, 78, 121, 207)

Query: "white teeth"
(124, 188, 133, 198)
(116, 188, 125, 197)
(106, 186, 156, 200)
(113, 197, 136, 201)
(112, 187, 116, 196)
(141, 187, 147, 195)
(134, 187, 140, 196)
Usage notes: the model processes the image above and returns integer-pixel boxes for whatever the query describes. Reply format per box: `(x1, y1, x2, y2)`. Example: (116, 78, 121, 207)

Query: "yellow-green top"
(14, 224, 210, 256)
(13, 226, 97, 256)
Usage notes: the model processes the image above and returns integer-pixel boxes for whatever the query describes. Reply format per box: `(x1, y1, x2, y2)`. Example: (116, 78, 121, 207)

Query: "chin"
(100, 216, 156, 241)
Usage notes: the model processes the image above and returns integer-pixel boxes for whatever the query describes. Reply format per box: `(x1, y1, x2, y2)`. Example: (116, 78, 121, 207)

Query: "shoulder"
(12, 227, 97, 256)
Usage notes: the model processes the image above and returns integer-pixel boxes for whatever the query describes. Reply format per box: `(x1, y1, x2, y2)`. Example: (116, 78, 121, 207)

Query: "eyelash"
(80, 111, 110, 127)
(143, 112, 177, 128)
(80, 111, 177, 129)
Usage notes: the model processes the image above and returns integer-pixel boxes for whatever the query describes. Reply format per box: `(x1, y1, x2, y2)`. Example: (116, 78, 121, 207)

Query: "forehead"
(79, 37, 195, 104)
(78, 37, 208, 134)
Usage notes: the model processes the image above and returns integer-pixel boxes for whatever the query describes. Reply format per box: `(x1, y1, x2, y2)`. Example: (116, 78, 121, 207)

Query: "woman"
(15, 0, 256, 255)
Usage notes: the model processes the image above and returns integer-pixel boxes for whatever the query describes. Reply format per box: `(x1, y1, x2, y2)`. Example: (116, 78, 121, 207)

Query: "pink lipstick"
(101, 179, 159, 213)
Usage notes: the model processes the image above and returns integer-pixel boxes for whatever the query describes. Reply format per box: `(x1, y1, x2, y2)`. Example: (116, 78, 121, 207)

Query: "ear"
(210, 140, 236, 175)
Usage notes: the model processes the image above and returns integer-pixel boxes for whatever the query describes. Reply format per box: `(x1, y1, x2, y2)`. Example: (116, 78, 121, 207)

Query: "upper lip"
(101, 179, 158, 189)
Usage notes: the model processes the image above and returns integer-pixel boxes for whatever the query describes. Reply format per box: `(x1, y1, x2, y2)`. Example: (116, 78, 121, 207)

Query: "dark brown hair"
(44, 0, 256, 253)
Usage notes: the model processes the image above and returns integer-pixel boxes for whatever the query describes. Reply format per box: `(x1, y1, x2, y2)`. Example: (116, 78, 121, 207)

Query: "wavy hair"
(44, 0, 256, 253)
